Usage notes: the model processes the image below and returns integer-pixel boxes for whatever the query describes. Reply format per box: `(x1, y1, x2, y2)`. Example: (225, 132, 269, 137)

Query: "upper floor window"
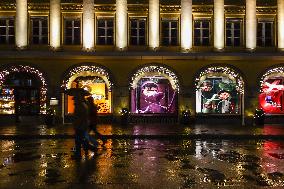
(0, 18, 15, 45)
(257, 19, 274, 47)
(97, 18, 114, 45)
(161, 19, 178, 46)
(226, 19, 242, 47)
(194, 19, 210, 46)
(30, 17, 48, 45)
(130, 18, 146, 46)
(64, 18, 81, 45)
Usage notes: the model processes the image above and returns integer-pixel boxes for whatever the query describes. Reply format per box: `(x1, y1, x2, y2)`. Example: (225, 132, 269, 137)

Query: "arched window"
(62, 64, 113, 114)
(259, 67, 284, 114)
(195, 66, 244, 114)
(130, 65, 180, 114)
(0, 65, 47, 115)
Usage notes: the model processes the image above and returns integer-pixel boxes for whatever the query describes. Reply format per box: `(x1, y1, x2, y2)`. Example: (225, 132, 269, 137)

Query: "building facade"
(0, 0, 284, 124)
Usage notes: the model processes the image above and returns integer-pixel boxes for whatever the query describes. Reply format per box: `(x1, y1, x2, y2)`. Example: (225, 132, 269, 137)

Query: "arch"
(130, 63, 180, 114)
(130, 63, 180, 92)
(61, 63, 114, 91)
(195, 65, 244, 114)
(61, 63, 114, 114)
(258, 65, 284, 114)
(0, 64, 48, 114)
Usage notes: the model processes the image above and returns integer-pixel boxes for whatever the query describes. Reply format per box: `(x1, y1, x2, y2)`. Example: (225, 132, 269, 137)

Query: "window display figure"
(138, 81, 167, 113)
(200, 80, 236, 114)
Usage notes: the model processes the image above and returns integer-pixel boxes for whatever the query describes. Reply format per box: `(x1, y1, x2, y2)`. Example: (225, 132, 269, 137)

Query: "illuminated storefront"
(0, 65, 47, 115)
(62, 64, 113, 114)
(259, 67, 284, 114)
(130, 65, 179, 114)
(195, 66, 244, 114)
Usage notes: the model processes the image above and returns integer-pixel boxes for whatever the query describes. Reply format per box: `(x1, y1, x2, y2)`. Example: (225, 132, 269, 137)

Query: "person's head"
(201, 80, 213, 92)
(218, 90, 231, 100)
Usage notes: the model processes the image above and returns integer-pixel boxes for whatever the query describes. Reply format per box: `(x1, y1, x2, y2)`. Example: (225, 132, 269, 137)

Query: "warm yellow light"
(83, 0, 95, 50)
(181, 0, 192, 51)
(214, 0, 224, 50)
(50, 0, 61, 49)
(278, 0, 284, 49)
(246, 0, 256, 49)
(149, 0, 159, 49)
(16, 0, 27, 49)
(116, 0, 127, 50)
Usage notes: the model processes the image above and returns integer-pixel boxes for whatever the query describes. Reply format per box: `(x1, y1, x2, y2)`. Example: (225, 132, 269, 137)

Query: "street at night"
(0, 124, 283, 188)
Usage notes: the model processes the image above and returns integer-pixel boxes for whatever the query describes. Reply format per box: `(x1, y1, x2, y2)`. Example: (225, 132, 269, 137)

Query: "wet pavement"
(0, 123, 283, 188)
(0, 138, 284, 188)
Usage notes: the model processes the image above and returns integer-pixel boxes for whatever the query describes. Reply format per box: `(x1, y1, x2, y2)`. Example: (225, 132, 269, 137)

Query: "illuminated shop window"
(0, 65, 47, 115)
(67, 76, 112, 114)
(0, 17, 15, 44)
(64, 18, 81, 45)
(130, 18, 146, 46)
(62, 65, 113, 114)
(131, 76, 177, 114)
(161, 19, 178, 46)
(226, 19, 242, 47)
(30, 17, 48, 45)
(130, 65, 179, 114)
(97, 18, 114, 45)
(257, 19, 274, 47)
(194, 19, 210, 46)
(259, 67, 284, 114)
(195, 67, 244, 114)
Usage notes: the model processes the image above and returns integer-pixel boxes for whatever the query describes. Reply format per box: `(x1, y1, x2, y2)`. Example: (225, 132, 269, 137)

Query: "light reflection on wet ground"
(0, 139, 283, 188)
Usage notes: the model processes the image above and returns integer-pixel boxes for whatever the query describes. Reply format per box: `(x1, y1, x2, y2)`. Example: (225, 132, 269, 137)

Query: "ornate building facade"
(0, 0, 283, 124)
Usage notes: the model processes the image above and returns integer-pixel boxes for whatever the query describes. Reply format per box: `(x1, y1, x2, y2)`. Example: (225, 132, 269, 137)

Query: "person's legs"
(74, 129, 84, 157)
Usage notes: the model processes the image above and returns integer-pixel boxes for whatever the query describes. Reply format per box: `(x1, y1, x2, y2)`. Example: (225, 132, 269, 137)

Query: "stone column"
(149, 0, 159, 50)
(278, 0, 284, 49)
(16, 0, 28, 49)
(50, 0, 61, 50)
(116, 0, 127, 50)
(181, 0, 192, 51)
(83, 0, 95, 51)
(246, 0, 256, 50)
(214, 0, 224, 50)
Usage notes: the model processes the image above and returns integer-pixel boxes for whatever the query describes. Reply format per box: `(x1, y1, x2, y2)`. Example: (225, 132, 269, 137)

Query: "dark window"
(64, 19, 81, 45)
(194, 19, 210, 46)
(0, 18, 15, 44)
(97, 18, 114, 45)
(31, 17, 48, 45)
(226, 19, 242, 47)
(257, 20, 274, 47)
(130, 18, 146, 46)
(161, 20, 178, 46)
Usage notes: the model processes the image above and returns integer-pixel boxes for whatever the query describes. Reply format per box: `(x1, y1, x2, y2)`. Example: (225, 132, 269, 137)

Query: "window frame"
(30, 16, 49, 45)
(63, 17, 82, 45)
(257, 18, 275, 47)
(160, 18, 179, 46)
(193, 18, 212, 47)
(225, 18, 243, 47)
(96, 17, 114, 46)
(0, 17, 15, 45)
(129, 17, 147, 46)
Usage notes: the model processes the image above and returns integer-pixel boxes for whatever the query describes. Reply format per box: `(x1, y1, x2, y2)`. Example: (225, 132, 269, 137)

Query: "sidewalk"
(0, 123, 283, 140)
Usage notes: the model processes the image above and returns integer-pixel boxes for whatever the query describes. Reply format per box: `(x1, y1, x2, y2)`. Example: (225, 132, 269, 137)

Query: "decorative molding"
(0, 3, 16, 11)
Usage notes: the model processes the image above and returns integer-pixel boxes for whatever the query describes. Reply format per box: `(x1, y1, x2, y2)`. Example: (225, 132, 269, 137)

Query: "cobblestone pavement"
(0, 138, 284, 189)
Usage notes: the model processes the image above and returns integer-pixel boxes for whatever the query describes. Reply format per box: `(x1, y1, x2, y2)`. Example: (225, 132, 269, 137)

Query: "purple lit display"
(131, 76, 177, 114)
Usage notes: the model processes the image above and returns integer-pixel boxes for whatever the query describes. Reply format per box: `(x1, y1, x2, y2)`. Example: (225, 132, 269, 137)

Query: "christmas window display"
(195, 66, 244, 114)
(62, 65, 113, 114)
(259, 67, 284, 114)
(130, 65, 179, 114)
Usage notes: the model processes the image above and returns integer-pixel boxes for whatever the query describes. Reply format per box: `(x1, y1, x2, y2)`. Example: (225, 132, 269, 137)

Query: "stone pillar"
(16, 0, 28, 49)
(50, 0, 61, 50)
(278, 0, 284, 49)
(246, 0, 256, 50)
(149, 0, 159, 50)
(181, 0, 192, 51)
(83, 0, 95, 51)
(214, 0, 224, 50)
(116, 0, 127, 50)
